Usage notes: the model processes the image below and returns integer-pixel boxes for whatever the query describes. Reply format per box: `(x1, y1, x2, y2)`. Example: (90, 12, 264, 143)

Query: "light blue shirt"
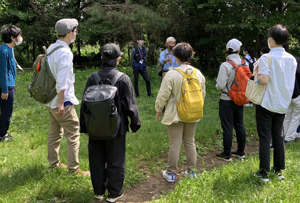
(159, 49, 178, 72)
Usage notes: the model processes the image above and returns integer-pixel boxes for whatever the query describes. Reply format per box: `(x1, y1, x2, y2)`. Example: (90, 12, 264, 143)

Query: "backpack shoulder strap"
(175, 68, 185, 77)
(226, 60, 239, 70)
(91, 72, 101, 85)
(164, 50, 167, 58)
(111, 71, 125, 86)
(47, 45, 67, 56)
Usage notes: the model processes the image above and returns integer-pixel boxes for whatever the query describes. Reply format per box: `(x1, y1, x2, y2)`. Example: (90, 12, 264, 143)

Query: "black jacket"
(80, 67, 141, 136)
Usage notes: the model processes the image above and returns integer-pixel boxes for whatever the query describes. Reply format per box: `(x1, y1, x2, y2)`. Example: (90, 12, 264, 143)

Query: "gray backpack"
(27, 45, 66, 104)
(82, 71, 124, 140)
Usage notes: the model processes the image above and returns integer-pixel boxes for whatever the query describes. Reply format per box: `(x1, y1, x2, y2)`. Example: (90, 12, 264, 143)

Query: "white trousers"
(283, 96, 300, 141)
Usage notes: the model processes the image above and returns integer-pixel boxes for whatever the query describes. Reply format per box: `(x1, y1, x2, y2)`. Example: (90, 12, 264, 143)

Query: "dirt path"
(90, 140, 259, 203)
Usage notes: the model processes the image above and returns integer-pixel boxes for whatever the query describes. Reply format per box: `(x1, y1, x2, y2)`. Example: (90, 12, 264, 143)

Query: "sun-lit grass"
(0, 66, 258, 202)
(154, 141, 300, 202)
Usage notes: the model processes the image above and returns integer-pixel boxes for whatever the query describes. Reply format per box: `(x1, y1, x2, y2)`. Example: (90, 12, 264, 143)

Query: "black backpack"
(82, 71, 124, 140)
(244, 58, 254, 73)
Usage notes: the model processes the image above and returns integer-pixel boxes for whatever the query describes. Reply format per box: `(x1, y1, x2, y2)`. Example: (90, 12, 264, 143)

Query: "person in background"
(159, 37, 179, 80)
(155, 42, 206, 182)
(253, 24, 297, 183)
(243, 46, 257, 73)
(282, 57, 300, 143)
(130, 36, 153, 97)
(215, 38, 247, 162)
(0, 25, 22, 142)
(260, 47, 270, 56)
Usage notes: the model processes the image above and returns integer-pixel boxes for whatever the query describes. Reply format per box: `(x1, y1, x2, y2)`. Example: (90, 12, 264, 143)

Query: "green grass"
(154, 142, 300, 202)
(0, 65, 259, 202)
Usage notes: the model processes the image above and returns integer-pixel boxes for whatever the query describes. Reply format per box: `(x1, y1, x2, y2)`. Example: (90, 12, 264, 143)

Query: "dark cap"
(137, 36, 145, 41)
(101, 43, 123, 59)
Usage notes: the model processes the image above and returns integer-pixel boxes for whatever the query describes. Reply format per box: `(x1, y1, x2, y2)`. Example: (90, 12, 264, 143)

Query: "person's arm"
(257, 54, 270, 86)
(216, 63, 229, 91)
(155, 73, 173, 113)
(0, 50, 9, 94)
(130, 48, 135, 67)
(55, 51, 72, 116)
(119, 75, 141, 133)
(80, 75, 94, 134)
(159, 51, 166, 65)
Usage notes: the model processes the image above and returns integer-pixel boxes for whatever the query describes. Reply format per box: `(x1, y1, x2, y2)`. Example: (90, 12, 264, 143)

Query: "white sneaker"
(185, 171, 197, 179)
(162, 170, 175, 182)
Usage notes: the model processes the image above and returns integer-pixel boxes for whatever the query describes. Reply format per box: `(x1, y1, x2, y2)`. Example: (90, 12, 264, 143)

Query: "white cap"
(166, 37, 176, 43)
(226, 38, 242, 52)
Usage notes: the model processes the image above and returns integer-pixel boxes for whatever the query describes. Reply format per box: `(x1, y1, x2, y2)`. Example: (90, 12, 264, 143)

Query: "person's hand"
(168, 57, 173, 64)
(56, 102, 65, 117)
(131, 131, 134, 135)
(156, 112, 162, 121)
(1, 93, 8, 100)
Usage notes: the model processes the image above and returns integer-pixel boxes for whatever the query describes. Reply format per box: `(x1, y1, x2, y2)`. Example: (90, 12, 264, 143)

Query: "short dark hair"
(172, 42, 194, 62)
(1, 25, 22, 43)
(244, 46, 255, 61)
(226, 48, 238, 55)
(101, 57, 117, 67)
(268, 24, 289, 45)
(261, 46, 270, 54)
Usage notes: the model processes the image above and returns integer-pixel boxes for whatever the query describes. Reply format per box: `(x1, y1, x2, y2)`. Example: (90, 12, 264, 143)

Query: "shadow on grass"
(0, 164, 50, 194)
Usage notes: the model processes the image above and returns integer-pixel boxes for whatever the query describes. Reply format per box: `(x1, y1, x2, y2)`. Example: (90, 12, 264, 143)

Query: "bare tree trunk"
(32, 40, 36, 62)
(27, 41, 30, 63)
(125, 0, 136, 44)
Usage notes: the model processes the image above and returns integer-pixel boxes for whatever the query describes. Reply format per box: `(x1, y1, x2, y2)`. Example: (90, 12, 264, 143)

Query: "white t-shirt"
(45, 40, 79, 109)
(258, 47, 297, 113)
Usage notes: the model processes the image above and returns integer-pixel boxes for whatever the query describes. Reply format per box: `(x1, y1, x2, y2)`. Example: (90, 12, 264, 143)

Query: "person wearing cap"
(130, 36, 153, 97)
(45, 18, 82, 175)
(0, 25, 22, 142)
(159, 37, 179, 80)
(215, 38, 247, 162)
(80, 43, 141, 202)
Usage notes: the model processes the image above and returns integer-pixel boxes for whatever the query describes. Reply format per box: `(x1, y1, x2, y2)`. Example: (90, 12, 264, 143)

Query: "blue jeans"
(0, 87, 15, 137)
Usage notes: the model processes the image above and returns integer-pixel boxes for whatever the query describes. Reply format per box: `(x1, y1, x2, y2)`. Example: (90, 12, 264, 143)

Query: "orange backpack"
(226, 59, 252, 106)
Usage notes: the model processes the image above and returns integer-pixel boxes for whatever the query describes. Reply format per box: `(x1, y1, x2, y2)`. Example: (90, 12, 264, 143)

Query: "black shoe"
(231, 151, 245, 159)
(271, 167, 284, 180)
(216, 152, 231, 162)
(254, 169, 269, 183)
(148, 94, 154, 97)
(106, 193, 123, 203)
(284, 140, 291, 144)
(0, 133, 15, 142)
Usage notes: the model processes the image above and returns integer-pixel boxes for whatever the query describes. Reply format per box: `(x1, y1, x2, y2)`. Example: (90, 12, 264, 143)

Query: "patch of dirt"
(89, 140, 259, 203)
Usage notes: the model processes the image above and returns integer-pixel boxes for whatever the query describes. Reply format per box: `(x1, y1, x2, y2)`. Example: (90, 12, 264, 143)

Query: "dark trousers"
(0, 87, 15, 137)
(219, 100, 246, 156)
(88, 134, 126, 196)
(256, 105, 285, 172)
(133, 68, 151, 97)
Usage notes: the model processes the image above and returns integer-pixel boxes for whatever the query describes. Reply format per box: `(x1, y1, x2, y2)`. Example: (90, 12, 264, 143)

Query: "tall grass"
(0, 66, 257, 202)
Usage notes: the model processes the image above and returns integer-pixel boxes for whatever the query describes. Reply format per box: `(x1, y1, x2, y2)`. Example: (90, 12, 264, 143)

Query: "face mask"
(169, 46, 174, 50)
(70, 33, 76, 43)
(268, 39, 272, 50)
(14, 37, 23, 46)
(138, 41, 144, 46)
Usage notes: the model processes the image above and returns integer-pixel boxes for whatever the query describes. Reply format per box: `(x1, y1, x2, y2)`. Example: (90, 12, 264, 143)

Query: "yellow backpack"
(175, 68, 204, 121)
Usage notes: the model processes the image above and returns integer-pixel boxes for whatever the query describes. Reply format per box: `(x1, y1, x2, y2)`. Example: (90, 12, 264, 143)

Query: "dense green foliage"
(1, 0, 300, 72)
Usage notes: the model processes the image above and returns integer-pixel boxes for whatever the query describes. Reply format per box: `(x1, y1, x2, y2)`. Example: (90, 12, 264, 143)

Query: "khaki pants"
(166, 122, 198, 174)
(46, 105, 80, 172)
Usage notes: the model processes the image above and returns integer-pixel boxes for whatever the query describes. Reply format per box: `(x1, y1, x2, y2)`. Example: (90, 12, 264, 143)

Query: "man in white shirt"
(46, 18, 81, 174)
(254, 24, 297, 182)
